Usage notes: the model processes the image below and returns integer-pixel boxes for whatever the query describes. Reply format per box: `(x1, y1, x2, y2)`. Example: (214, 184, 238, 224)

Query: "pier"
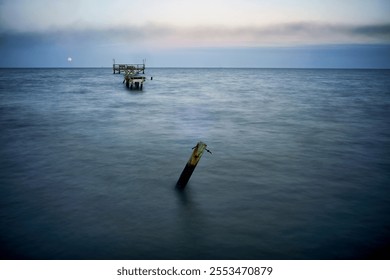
(113, 60, 147, 90)
(113, 63, 145, 74)
(123, 71, 146, 90)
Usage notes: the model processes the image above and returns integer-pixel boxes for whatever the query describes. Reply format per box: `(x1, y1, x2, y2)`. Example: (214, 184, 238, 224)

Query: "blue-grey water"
(0, 68, 389, 260)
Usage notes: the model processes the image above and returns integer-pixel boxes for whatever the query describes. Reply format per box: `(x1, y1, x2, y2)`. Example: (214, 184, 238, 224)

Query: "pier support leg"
(176, 142, 208, 188)
(126, 79, 129, 88)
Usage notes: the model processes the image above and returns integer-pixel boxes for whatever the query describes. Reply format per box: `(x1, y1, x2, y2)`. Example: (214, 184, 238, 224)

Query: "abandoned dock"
(112, 63, 145, 74)
(113, 61, 147, 90)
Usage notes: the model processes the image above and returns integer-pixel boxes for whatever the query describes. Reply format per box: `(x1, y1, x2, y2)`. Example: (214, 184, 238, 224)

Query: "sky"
(0, 0, 390, 68)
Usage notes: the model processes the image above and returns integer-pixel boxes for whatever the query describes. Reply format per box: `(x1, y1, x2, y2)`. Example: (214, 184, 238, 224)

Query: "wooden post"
(177, 141, 208, 188)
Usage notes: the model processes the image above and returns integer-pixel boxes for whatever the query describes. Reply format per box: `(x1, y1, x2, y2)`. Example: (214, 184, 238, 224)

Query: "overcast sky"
(1, 0, 389, 67)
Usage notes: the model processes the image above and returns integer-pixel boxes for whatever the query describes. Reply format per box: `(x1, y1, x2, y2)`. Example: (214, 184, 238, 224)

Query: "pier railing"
(113, 63, 145, 74)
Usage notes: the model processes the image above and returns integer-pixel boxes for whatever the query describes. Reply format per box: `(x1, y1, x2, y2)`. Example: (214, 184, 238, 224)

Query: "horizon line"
(1, 66, 390, 70)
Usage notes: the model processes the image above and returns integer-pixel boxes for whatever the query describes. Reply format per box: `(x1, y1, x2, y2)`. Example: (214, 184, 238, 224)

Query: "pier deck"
(123, 70, 146, 90)
(113, 61, 147, 90)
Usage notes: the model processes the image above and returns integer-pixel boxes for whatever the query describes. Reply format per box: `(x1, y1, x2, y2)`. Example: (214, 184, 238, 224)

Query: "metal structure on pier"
(113, 59, 147, 90)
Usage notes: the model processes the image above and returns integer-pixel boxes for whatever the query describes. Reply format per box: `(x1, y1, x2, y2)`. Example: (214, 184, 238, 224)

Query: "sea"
(0, 68, 389, 260)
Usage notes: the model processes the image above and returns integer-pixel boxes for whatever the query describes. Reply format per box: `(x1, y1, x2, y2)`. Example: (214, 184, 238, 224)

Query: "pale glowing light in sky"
(0, 0, 389, 67)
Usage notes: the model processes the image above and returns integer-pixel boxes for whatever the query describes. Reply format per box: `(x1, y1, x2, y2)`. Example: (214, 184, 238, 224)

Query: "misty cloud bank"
(1, 21, 390, 68)
(1, 22, 390, 47)
(1, 1, 389, 67)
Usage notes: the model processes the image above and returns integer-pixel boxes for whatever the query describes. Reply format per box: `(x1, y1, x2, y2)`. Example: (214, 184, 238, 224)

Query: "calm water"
(0, 68, 389, 260)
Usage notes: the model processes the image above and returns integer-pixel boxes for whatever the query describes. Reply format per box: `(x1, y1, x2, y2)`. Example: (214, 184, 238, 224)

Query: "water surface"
(0, 68, 389, 259)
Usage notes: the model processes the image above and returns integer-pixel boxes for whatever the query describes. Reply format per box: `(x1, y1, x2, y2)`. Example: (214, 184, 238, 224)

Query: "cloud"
(2, 22, 390, 49)
(352, 24, 390, 38)
(173, 22, 390, 45)
(2, 28, 390, 67)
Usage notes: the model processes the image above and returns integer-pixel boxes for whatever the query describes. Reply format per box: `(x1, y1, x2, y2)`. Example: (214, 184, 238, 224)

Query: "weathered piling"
(176, 141, 210, 188)
(124, 74, 146, 90)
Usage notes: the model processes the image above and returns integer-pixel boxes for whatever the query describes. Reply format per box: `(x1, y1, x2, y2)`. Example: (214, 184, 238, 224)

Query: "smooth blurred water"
(0, 68, 389, 259)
